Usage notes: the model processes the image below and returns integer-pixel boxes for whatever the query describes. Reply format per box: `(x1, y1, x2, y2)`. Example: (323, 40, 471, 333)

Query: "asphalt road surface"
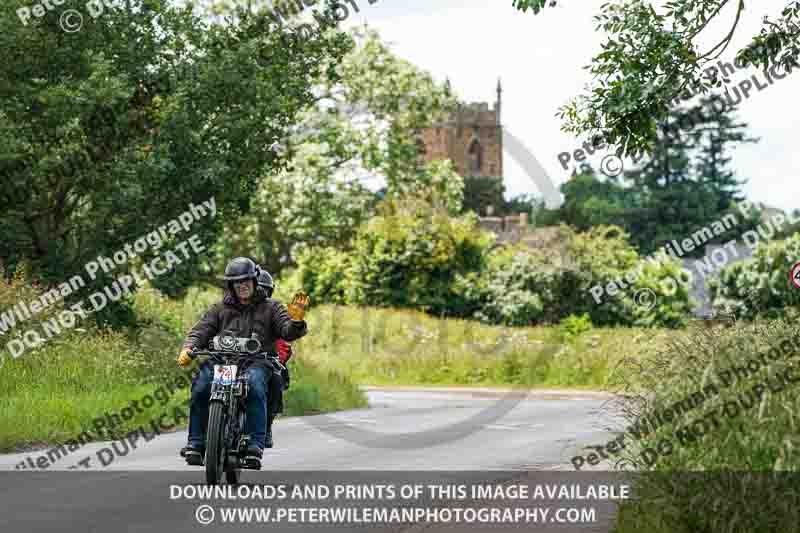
(0, 387, 618, 471)
(0, 387, 624, 533)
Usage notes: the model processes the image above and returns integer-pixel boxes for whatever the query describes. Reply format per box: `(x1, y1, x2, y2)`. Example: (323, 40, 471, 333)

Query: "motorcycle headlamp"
(212, 335, 262, 354)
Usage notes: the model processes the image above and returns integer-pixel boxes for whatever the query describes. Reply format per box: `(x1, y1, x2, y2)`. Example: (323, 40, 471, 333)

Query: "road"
(0, 387, 618, 471)
(0, 387, 624, 533)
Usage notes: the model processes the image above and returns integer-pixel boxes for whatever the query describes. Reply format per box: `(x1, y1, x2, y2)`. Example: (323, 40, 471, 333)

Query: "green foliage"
(294, 213, 692, 328)
(462, 176, 505, 216)
(464, 225, 693, 328)
(710, 233, 800, 320)
(339, 196, 493, 316)
(299, 304, 675, 390)
(461, 175, 538, 218)
(505, 194, 543, 220)
(691, 97, 754, 212)
(407, 159, 465, 216)
(293, 246, 351, 305)
(512, 0, 558, 15)
(466, 244, 549, 326)
(773, 208, 800, 240)
(551, 171, 627, 231)
(611, 320, 800, 531)
(214, 26, 459, 275)
(512, 0, 799, 157)
(559, 313, 593, 340)
(620, 99, 757, 256)
(544, 96, 756, 258)
(0, 0, 352, 322)
(293, 191, 493, 317)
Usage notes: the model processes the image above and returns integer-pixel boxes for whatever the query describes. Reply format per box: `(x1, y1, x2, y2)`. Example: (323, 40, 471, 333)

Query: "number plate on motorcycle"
(213, 365, 238, 385)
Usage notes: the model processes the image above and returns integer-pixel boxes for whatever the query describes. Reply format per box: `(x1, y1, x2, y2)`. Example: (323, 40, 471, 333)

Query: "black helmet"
(223, 257, 260, 282)
(256, 269, 274, 298)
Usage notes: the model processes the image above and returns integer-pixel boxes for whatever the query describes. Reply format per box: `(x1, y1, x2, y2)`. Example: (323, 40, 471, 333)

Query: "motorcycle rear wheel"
(205, 401, 226, 485)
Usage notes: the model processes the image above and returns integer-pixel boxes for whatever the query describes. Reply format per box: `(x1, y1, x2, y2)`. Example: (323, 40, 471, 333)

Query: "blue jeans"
(188, 363, 269, 450)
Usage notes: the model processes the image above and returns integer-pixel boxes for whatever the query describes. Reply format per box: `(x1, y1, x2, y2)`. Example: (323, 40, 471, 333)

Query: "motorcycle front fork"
(229, 380, 249, 454)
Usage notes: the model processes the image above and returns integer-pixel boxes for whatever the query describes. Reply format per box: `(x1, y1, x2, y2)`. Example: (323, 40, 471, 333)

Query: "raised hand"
(287, 291, 311, 321)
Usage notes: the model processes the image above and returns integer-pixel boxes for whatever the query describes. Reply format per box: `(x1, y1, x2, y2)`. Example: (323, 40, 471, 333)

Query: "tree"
(691, 96, 757, 212)
(462, 176, 506, 215)
(219, 26, 462, 275)
(512, 0, 800, 157)
(295, 193, 495, 317)
(0, 0, 351, 324)
(542, 97, 755, 256)
(555, 170, 628, 231)
(619, 98, 754, 255)
(461, 175, 541, 219)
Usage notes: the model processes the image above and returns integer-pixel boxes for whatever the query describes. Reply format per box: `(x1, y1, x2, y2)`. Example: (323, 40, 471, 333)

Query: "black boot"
(265, 415, 274, 449)
(180, 444, 204, 466)
(243, 444, 263, 470)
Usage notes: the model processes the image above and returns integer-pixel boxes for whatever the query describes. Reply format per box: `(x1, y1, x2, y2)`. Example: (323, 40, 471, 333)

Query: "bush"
(292, 210, 692, 328)
(465, 244, 550, 326)
(0, 262, 66, 356)
(294, 196, 495, 317)
(464, 225, 693, 328)
(710, 232, 800, 320)
(292, 246, 350, 305)
(345, 198, 493, 316)
(559, 313, 593, 339)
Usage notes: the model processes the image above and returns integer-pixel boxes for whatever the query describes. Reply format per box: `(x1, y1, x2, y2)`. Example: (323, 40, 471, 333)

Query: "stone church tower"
(418, 79, 503, 178)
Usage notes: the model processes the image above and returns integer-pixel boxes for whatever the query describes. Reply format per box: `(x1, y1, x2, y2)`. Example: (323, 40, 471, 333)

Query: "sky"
(324, 0, 800, 212)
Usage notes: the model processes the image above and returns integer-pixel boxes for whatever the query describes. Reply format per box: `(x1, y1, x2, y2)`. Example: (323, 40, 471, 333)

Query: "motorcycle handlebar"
(190, 349, 285, 370)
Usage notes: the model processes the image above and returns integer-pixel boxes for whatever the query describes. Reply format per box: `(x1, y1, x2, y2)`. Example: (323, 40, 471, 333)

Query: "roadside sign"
(790, 261, 800, 289)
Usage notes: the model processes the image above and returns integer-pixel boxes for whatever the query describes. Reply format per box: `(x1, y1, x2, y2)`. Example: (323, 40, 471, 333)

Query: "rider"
(177, 257, 309, 466)
(256, 268, 293, 364)
(256, 268, 294, 442)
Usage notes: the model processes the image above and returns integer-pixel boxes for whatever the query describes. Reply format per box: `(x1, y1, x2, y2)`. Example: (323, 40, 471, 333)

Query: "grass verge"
(0, 281, 367, 453)
(286, 303, 673, 390)
(608, 318, 800, 532)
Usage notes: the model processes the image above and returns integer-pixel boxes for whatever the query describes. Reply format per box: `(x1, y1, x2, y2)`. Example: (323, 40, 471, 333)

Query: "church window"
(467, 138, 482, 175)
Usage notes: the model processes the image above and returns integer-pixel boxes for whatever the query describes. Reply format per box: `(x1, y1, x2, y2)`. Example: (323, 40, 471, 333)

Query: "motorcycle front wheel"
(205, 401, 226, 485)
(225, 410, 246, 485)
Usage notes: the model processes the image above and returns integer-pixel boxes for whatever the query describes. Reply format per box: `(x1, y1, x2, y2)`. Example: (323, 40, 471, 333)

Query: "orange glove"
(287, 291, 310, 321)
(177, 347, 193, 367)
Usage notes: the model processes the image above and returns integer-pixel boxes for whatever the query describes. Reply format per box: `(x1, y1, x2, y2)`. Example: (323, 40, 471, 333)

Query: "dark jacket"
(182, 288, 308, 355)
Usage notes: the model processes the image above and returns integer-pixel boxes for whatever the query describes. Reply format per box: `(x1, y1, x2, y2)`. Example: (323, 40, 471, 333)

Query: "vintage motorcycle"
(191, 333, 285, 485)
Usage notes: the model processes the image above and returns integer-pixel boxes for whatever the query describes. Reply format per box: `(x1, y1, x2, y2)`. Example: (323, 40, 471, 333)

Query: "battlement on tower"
(435, 101, 500, 127)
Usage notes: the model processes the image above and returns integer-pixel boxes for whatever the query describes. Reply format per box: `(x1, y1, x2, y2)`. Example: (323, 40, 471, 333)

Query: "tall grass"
(0, 324, 191, 452)
(610, 319, 800, 532)
(288, 303, 672, 389)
